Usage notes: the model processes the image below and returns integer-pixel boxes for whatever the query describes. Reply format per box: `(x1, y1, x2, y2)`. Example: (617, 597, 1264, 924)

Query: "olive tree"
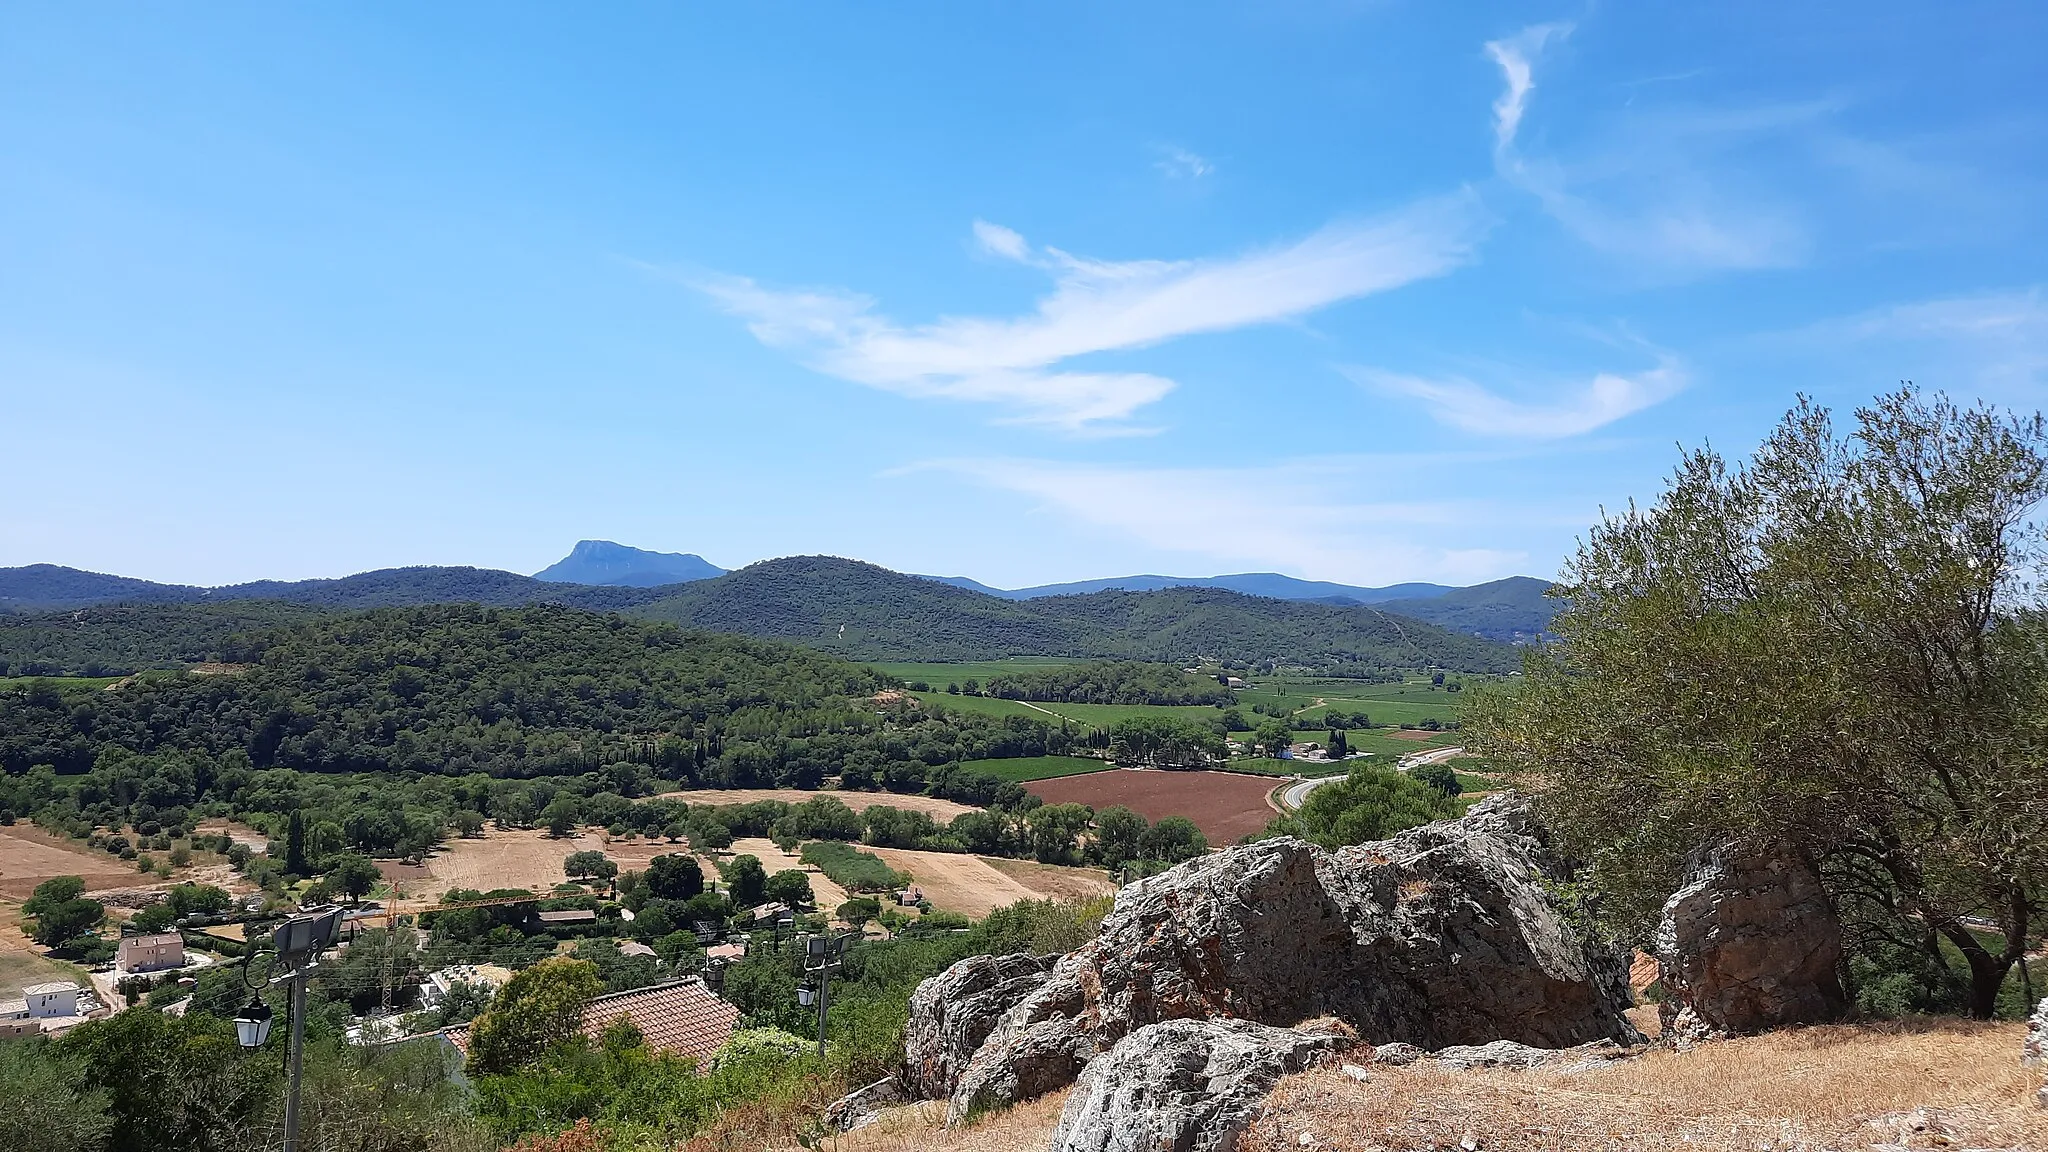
(1475, 389, 2048, 1017)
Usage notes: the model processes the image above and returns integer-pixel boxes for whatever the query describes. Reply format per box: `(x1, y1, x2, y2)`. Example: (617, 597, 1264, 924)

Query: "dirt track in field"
(1026, 770, 1280, 844)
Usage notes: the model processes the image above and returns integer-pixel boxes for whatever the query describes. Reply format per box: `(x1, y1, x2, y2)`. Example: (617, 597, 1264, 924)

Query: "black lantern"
(232, 999, 274, 1048)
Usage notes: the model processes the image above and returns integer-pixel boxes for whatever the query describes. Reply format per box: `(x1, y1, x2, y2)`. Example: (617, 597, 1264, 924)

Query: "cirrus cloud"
(700, 193, 1489, 433)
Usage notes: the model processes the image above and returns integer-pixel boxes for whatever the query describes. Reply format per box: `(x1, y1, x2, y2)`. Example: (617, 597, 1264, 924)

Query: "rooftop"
(24, 982, 78, 995)
(442, 977, 740, 1064)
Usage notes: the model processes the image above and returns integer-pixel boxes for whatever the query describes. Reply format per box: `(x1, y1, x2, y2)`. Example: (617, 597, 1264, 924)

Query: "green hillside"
(634, 557, 1519, 671)
(1374, 576, 1556, 641)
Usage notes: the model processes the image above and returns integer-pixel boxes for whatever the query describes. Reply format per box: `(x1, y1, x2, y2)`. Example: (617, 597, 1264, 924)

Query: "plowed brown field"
(1026, 769, 1279, 844)
(0, 825, 140, 900)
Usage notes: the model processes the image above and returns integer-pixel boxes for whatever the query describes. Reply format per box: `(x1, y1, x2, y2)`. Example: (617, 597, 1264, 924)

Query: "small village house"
(118, 931, 186, 973)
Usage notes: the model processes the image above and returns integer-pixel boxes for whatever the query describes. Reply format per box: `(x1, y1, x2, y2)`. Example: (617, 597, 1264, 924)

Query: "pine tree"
(284, 810, 309, 876)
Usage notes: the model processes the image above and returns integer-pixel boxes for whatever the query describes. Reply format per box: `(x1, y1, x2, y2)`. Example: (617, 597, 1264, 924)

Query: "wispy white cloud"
(1484, 21, 1810, 273)
(1484, 22, 1571, 150)
(971, 219, 1031, 262)
(1807, 288, 2048, 393)
(1153, 145, 1214, 180)
(703, 194, 1488, 432)
(911, 455, 1528, 585)
(1348, 357, 1686, 438)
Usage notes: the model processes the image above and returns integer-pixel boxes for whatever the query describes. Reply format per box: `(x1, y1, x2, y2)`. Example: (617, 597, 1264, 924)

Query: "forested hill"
(1373, 576, 1558, 642)
(1, 556, 1524, 675)
(0, 605, 885, 778)
(0, 563, 675, 613)
(635, 556, 1519, 671)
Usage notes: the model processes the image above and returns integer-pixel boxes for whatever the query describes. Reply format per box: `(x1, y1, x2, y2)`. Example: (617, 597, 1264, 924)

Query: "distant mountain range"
(534, 540, 726, 587)
(917, 571, 1456, 603)
(0, 549, 1556, 676)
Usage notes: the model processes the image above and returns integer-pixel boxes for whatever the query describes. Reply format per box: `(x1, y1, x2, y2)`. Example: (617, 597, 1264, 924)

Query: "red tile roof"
(578, 978, 741, 1063)
(439, 977, 740, 1065)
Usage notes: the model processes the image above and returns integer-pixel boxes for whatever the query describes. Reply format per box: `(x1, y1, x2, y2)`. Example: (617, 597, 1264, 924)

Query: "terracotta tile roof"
(438, 977, 740, 1064)
(579, 978, 740, 1062)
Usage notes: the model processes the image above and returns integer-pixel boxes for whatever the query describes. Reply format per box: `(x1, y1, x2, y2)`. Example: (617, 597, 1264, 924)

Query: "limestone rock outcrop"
(1049, 1018, 1353, 1152)
(2026, 996, 2046, 1066)
(1653, 842, 1848, 1038)
(903, 952, 1055, 1099)
(947, 796, 1640, 1123)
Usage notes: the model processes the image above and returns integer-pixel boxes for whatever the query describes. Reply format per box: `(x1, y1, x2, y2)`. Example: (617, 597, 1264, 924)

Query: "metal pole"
(283, 966, 308, 1152)
(814, 959, 828, 1060)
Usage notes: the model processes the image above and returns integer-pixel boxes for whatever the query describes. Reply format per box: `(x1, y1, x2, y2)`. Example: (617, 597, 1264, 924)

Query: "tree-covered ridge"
(637, 557, 1519, 671)
(980, 660, 1235, 705)
(0, 604, 888, 777)
(0, 602, 331, 677)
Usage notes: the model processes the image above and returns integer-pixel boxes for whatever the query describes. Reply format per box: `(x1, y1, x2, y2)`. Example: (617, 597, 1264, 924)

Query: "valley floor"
(790, 1020, 2046, 1152)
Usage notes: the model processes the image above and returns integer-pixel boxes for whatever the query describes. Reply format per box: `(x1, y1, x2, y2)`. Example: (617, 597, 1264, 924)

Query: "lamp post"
(233, 906, 343, 1152)
(798, 931, 849, 1060)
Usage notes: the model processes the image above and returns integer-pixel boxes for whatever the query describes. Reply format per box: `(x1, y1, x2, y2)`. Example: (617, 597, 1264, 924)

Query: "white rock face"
(1049, 1018, 1352, 1152)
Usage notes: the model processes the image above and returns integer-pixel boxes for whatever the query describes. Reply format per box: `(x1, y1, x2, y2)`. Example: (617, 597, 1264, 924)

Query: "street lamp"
(796, 931, 850, 1059)
(238, 906, 344, 1152)
(232, 999, 274, 1048)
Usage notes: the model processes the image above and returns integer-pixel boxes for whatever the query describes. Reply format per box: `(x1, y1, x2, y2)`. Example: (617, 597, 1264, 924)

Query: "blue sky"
(4, 3, 2044, 589)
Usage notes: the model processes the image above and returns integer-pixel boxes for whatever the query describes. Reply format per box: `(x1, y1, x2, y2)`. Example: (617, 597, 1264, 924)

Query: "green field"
(958, 755, 1113, 782)
(1226, 757, 1354, 778)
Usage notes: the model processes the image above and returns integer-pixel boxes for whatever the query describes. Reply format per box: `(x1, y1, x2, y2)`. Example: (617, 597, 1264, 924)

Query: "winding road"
(1274, 745, 1466, 811)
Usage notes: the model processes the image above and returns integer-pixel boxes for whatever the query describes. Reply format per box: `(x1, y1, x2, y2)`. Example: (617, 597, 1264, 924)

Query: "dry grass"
(766, 1092, 1070, 1152)
(0, 824, 141, 900)
(978, 856, 1117, 904)
(1243, 1021, 2048, 1152)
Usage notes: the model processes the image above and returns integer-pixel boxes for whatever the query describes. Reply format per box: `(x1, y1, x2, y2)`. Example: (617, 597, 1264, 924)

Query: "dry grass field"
(867, 848, 1049, 918)
(1026, 769, 1281, 844)
(1242, 1021, 2048, 1152)
(0, 824, 145, 900)
(749, 1021, 2047, 1152)
(657, 788, 981, 822)
(388, 828, 585, 899)
(978, 856, 1118, 904)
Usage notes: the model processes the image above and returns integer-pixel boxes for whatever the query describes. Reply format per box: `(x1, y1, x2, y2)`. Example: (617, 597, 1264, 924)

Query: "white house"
(418, 964, 513, 1010)
(23, 982, 80, 1019)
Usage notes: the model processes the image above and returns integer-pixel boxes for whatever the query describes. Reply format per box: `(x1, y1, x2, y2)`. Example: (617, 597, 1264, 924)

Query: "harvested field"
(655, 788, 980, 822)
(1243, 1021, 2048, 1152)
(864, 848, 1110, 918)
(1386, 727, 1443, 740)
(1027, 770, 1280, 844)
(396, 828, 582, 900)
(0, 912, 92, 992)
(0, 824, 141, 901)
(979, 856, 1116, 904)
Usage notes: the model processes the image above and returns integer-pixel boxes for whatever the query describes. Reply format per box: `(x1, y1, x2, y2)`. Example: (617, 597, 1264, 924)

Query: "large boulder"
(1049, 1018, 1353, 1152)
(947, 796, 1639, 1123)
(1653, 842, 1848, 1038)
(903, 952, 1055, 1099)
